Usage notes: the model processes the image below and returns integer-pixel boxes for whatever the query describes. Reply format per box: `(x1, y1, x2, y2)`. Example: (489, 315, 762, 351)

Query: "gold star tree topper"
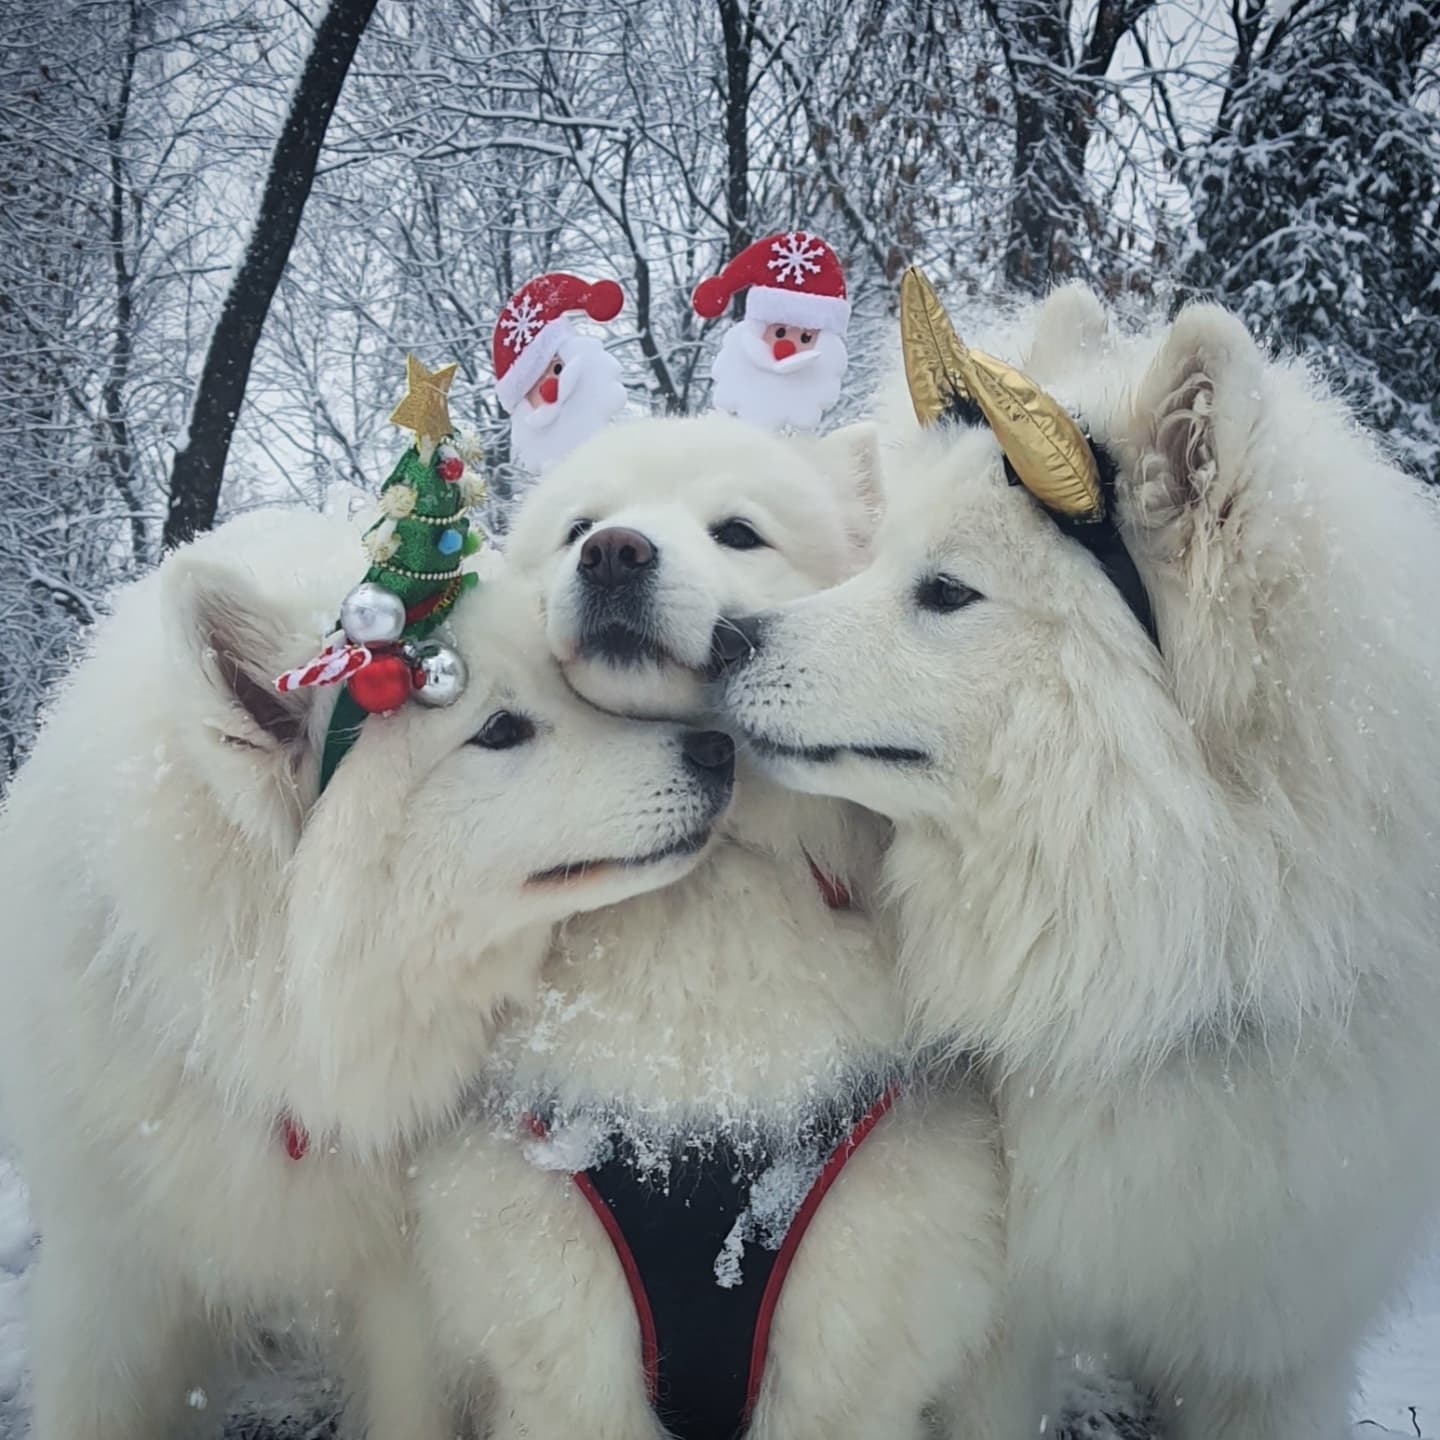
(389, 354, 459, 461)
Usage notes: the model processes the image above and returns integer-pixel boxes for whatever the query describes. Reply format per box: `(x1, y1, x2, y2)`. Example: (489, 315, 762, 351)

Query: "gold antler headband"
(899, 268, 1103, 522)
(897, 268, 1159, 648)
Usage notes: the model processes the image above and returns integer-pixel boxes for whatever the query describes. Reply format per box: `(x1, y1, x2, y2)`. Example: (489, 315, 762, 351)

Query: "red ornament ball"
(437, 455, 464, 483)
(348, 652, 413, 713)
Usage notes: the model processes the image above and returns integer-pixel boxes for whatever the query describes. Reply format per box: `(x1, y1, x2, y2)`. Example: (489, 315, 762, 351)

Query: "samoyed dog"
(715, 285, 1440, 1439)
(0, 508, 734, 1440)
(411, 414, 1012, 1440)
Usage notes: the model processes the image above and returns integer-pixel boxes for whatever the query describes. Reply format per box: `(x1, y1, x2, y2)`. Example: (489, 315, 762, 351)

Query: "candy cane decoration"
(274, 642, 373, 694)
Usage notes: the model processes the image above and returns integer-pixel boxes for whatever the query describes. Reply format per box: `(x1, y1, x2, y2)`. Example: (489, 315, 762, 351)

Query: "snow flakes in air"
(767, 232, 824, 287)
(499, 294, 546, 353)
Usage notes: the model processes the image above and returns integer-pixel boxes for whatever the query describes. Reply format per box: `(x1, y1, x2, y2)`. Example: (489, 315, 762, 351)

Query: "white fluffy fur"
(0, 509, 728, 1438)
(719, 286, 1440, 1439)
(412, 413, 1013, 1437)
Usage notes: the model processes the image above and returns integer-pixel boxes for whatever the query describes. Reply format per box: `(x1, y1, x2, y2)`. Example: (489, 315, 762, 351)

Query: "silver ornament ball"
(412, 642, 468, 708)
(340, 582, 406, 645)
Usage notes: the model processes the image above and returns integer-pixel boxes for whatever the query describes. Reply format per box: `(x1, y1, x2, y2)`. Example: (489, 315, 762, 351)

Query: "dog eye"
(711, 519, 767, 551)
(915, 574, 982, 614)
(564, 518, 594, 547)
(470, 710, 536, 750)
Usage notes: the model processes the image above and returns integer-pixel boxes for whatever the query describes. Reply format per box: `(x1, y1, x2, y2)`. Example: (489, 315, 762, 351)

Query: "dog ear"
(813, 421, 884, 544)
(164, 552, 313, 750)
(1026, 282, 1109, 382)
(1127, 304, 1265, 536)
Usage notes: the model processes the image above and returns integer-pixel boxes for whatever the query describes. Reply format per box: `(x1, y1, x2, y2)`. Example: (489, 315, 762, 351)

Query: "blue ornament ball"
(437, 528, 463, 556)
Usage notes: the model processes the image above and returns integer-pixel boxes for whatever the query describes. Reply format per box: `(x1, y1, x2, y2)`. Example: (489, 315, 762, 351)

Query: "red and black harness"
(529, 1076, 898, 1440)
(284, 1078, 899, 1440)
(526, 841, 889, 1438)
(278, 858, 888, 1439)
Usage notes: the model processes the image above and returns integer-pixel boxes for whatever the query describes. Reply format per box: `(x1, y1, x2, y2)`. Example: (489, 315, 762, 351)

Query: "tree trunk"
(982, 0, 1154, 294)
(717, 0, 754, 276)
(103, 0, 147, 568)
(163, 0, 378, 550)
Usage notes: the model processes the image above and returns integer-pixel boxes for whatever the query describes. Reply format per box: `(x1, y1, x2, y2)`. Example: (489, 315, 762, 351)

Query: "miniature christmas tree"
(273, 354, 488, 790)
(359, 354, 485, 642)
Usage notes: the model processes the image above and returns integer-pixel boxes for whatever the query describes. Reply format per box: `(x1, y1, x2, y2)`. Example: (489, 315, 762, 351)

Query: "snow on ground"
(1356, 1245, 1440, 1436)
(0, 1147, 1435, 1438)
(0, 1157, 31, 1434)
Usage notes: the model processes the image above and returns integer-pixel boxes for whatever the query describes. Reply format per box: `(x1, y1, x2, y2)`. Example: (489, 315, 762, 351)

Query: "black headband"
(1007, 445, 1160, 651)
(941, 390, 1159, 651)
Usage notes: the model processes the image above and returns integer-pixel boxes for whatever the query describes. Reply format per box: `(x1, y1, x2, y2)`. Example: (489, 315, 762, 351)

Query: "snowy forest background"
(3, 2, 1440, 1434)
(2, 0, 1439, 776)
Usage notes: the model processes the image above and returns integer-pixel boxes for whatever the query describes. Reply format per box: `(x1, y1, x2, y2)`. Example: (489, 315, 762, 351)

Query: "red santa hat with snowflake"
(493, 273, 627, 472)
(693, 231, 852, 433)
(692, 230, 850, 334)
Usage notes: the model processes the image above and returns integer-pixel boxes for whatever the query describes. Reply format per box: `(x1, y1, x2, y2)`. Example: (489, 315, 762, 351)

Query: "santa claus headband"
(692, 231, 850, 334)
(492, 273, 624, 412)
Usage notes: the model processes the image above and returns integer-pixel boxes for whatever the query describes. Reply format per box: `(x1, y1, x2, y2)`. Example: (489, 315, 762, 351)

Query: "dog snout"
(707, 616, 765, 677)
(579, 527, 657, 589)
(681, 729, 736, 787)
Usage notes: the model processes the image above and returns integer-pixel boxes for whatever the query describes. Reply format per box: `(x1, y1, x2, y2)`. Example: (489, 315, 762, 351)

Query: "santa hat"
(493, 273, 624, 412)
(692, 231, 850, 334)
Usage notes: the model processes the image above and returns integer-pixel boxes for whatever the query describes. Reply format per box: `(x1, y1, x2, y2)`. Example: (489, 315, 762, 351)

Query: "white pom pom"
(364, 518, 400, 562)
(379, 485, 417, 520)
(453, 428, 486, 467)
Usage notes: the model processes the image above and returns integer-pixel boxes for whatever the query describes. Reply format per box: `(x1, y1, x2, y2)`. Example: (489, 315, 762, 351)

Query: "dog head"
(147, 511, 736, 1142)
(715, 284, 1199, 827)
(503, 412, 880, 722)
(716, 286, 1440, 1071)
(163, 512, 734, 940)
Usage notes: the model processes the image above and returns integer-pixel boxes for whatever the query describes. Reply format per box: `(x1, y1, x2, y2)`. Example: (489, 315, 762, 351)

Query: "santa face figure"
(760, 322, 818, 359)
(709, 316, 849, 433)
(508, 329, 627, 475)
(493, 273, 627, 474)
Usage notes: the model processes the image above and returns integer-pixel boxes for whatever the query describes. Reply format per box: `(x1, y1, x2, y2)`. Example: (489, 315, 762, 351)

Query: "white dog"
(0, 508, 733, 1440)
(412, 414, 1013, 1440)
(715, 284, 1440, 1439)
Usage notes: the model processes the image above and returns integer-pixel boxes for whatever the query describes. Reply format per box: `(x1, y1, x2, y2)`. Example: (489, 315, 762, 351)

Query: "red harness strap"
(744, 1084, 896, 1416)
(280, 1111, 310, 1161)
(524, 1114, 662, 1397)
(573, 1166, 661, 1396)
(807, 856, 853, 911)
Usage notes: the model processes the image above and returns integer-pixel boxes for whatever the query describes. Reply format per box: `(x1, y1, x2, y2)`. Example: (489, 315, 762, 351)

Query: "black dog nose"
(707, 615, 765, 676)
(681, 729, 736, 784)
(579, 527, 656, 588)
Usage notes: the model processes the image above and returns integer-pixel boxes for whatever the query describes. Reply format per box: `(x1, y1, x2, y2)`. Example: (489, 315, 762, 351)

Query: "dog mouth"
(748, 734, 931, 768)
(576, 621, 693, 671)
(524, 827, 713, 888)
